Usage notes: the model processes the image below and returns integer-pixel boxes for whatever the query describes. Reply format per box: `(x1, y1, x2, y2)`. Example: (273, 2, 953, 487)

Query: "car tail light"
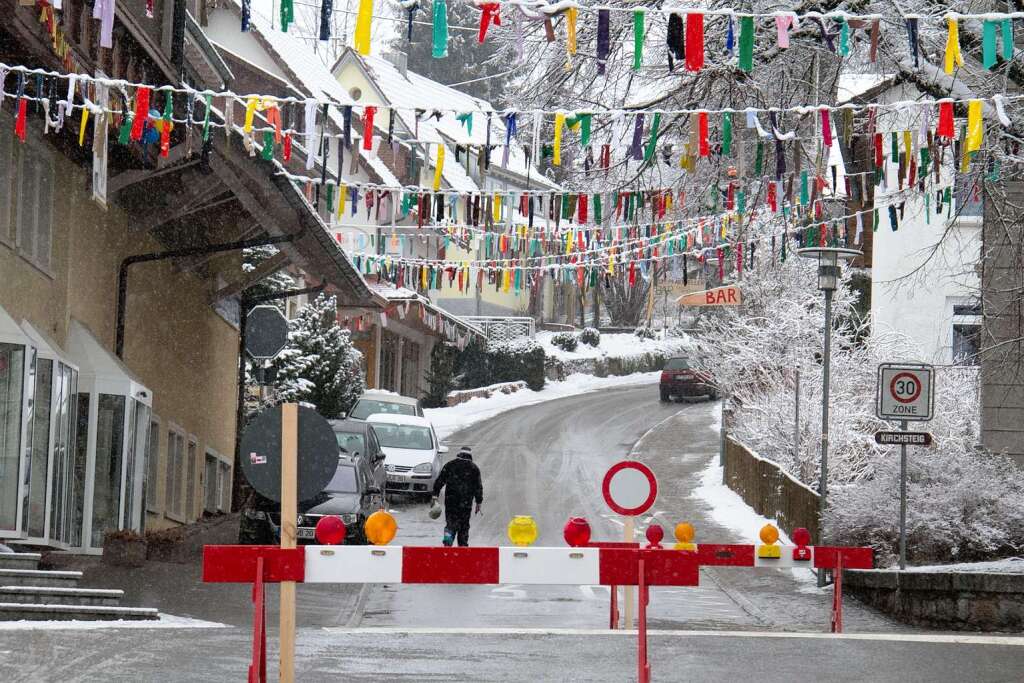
(660, 371, 670, 382)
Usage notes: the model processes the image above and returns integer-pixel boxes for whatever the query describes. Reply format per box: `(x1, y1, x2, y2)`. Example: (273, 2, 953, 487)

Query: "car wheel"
(660, 390, 670, 402)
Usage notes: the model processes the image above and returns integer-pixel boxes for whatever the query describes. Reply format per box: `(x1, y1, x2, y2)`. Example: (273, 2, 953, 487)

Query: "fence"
(723, 437, 821, 544)
(462, 316, 536, 343)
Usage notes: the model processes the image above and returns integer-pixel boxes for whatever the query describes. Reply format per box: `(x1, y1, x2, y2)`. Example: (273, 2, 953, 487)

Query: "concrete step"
(0, 602, 159, 621)
(0, 569, 81, 588)
(0, 552, 42, 571)
(0, 586, 124, 607)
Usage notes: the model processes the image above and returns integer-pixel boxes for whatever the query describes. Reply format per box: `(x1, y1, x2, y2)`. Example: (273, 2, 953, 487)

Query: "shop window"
(0, 343, 25, 532)
(186, 438, 198, 520)
(166, 428, 186, 520)
(145, 417, 162, 513)
(90, 394, 126, 548)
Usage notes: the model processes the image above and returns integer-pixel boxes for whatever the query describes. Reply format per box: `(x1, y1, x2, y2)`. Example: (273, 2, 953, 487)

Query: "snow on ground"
(0, 613, 227, 630)
(536, 331, 692, 361)
(693, 455, 821, 590)
(902, 557, 1024, 574)
(426, 372, 660, 441)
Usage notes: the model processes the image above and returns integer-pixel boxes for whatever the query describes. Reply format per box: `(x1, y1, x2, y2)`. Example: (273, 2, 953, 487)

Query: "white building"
(840, 75, 983, 366)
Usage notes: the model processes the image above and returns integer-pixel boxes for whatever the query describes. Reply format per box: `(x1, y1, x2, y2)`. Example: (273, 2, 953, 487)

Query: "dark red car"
(660, 357, 718, 401)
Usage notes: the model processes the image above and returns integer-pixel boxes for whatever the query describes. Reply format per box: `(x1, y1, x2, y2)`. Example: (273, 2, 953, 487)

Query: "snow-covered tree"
(242, 245, 296, 309)
(271, 294, 365, 418)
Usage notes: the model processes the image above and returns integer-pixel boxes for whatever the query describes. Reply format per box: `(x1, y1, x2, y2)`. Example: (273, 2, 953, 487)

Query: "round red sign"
(602, 461, 658, 517)
(889, 372, 922, 404)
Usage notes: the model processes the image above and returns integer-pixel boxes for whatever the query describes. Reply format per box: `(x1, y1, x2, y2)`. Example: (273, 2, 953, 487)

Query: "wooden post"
(623, 516, 635, 629)
(279, 403, 298, 683)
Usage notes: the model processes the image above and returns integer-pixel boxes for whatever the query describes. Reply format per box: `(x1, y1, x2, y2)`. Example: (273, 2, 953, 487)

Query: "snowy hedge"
(695, 255, 1024, 565)
(453, 337, 546, 392)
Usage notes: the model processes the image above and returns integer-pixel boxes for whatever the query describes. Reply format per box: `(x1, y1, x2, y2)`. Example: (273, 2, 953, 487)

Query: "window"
(185, 438, 198, 520)
(953, 302, 982, 316)
(26, 357, 53, 537)
(665, 358, 691, 370)
(954, 173, 983, 219)
(218, 462, 231, 512)
(145, 417, 161, 513)
(16, 147, 55, 272)
(349, 399, 416, 420)
(166, 428, 185, 520)
(953, 324, 981, 365)
(371, 423, 433, 450)
(335, 430, 367, 455)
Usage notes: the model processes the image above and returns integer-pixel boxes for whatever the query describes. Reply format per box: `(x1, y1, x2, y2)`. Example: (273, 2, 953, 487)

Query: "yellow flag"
(553, 113, 565, 166)
(945, 18, 963, 75)
(566, 7, 578, 59)
(433, 144, 445, 191)
(78, 108, 89, 146)
(493, 194, 502, 222)
(354, 0, 374, 56)
(966, 99, 983, 154)
(244, 97, 258, 133)
(337, 184, 347, 219)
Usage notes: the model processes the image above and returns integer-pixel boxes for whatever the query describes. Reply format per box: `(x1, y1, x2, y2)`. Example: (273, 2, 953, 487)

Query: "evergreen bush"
(634, 326, 657, 340)
(579, 327, 601, 347)
(422, 343, 456, 408)
(551, 332, 579, 352)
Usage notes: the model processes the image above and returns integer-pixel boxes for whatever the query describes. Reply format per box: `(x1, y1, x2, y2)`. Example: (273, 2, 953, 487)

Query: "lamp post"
(796, 247, 861, 586)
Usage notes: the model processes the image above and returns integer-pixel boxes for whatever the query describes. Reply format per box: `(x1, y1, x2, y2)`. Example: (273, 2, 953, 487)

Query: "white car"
(347, 390, 424, 420)
(365, 414, 447, 499)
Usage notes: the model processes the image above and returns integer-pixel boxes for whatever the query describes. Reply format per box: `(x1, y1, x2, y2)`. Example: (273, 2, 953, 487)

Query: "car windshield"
(372, 423, 433, 450)
(335, 431, 366, 456)
(665, 358, 691, 370)
(326, 464, 358, 493)
(349, 399, 416, 420)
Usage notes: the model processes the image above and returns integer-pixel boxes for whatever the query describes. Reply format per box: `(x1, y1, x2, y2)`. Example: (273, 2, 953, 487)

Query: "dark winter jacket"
(433, 454, 483, 511)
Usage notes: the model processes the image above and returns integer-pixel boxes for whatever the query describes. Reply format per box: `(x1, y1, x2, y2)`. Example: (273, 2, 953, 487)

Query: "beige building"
(1, 0, 373, 552)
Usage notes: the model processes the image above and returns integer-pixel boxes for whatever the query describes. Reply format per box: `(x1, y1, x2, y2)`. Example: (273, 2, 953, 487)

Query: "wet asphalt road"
(3, 379, 1024, 681)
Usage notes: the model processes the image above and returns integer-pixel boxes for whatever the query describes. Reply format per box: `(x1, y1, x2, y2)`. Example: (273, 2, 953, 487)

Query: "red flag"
(685, 13, 704, 72)
(362, 106, 376, 150)
(131, 87, 150, 142)
(937, 101, 955, 139)
(578, 193, 588, 223)
(478, 3, 501, 43)
(698, 112, 709, 157)
(283, 133, 292, 161)
(14, 99, 27, 142)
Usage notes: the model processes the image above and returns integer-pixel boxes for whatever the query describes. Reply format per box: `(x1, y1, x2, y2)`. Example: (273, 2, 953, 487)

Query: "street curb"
(344, 582, 372, 628)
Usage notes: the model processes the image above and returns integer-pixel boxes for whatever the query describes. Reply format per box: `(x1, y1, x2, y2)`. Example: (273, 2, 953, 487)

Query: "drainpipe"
(115, 235, 295, 358)
(231, 283, 326, 511)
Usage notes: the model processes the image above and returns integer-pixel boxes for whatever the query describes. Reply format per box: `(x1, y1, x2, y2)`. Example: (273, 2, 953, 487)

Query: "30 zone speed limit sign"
(876, 363, 934, 421)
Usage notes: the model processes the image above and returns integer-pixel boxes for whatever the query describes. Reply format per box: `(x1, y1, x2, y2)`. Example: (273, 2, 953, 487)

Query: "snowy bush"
(551, 332, 579, 352)
(695, 250, 1022, 565)
(487, 339, 546, 391)
(634, 327, 656, 340)
(579, 327, 601, 347)
(422, 343, 456, 409)
(271, 294, 364, 418)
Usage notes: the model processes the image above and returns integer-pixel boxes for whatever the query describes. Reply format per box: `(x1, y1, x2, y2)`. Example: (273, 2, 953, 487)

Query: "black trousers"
(445, 506, 472, 547)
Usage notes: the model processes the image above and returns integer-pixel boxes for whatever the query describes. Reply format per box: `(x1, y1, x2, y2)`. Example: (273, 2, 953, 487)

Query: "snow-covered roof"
(343, 51, 558, 192)
(366, 280, 484, 339)
(837, 73, 896, 104)
(221, 0, 354, 110)
(366, 280, 419, 300)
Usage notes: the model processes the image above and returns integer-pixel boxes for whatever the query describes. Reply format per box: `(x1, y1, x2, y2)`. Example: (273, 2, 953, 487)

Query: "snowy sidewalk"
(629, 403, 915, 634)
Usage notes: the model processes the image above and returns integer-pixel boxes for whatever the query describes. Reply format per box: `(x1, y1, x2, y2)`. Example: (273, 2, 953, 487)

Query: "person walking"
(431, 446, 483, 547)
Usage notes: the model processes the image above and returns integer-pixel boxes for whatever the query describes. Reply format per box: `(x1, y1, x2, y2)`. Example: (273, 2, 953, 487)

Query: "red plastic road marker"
(602, 461, 658, 516)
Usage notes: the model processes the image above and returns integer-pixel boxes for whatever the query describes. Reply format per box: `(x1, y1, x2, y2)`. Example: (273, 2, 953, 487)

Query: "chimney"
(383, 51, 409, 79)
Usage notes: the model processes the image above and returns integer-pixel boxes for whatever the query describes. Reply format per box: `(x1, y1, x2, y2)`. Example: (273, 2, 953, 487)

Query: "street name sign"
(874, 431, 933, 446)
(676, 285, 742, 307)
(602, 461, 658, 516)
(876, 363, 934, 421)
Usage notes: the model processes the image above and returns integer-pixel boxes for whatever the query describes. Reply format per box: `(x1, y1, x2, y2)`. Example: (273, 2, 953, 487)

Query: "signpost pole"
(279, 403, 298, 683)
(899, 418, 908, 570)
(817, 289, 833, 588)
(623, 516, 635, 629)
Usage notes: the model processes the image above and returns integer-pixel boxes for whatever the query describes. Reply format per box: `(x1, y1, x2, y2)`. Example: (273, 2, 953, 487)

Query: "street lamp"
(796, 247, 861, 585)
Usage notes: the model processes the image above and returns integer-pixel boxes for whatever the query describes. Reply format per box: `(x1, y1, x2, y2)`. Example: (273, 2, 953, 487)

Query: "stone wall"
(981, 182, 1024, 467)
(844, 569, 1024, 631)
(446, 381, 527, 406)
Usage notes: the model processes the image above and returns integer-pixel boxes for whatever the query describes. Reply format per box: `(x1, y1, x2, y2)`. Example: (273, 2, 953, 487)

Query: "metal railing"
(462, 316, 536, 342)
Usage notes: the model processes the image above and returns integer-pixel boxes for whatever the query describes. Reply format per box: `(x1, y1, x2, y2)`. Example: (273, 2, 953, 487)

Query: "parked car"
(239, 455, 385, 545)
(365, 414, 447, 499)
(346, 390, 423, 420)
(660, 357, 718, 401)
(237, 420, 386, 545)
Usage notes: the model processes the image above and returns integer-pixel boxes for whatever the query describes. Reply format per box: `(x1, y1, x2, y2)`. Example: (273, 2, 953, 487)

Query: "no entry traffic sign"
(602, 461, 658, 516)
(876, 363, 934, 421)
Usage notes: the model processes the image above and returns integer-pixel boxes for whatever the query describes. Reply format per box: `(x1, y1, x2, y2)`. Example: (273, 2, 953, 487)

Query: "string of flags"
(325, 0, 1021, 78)
(343, 182, 956, 296)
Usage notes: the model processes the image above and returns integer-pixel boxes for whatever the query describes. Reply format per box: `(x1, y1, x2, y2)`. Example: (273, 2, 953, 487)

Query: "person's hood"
(381, 446, 435, 468)
(303, 493, 361, 515)
(457, 452, 473, 461)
